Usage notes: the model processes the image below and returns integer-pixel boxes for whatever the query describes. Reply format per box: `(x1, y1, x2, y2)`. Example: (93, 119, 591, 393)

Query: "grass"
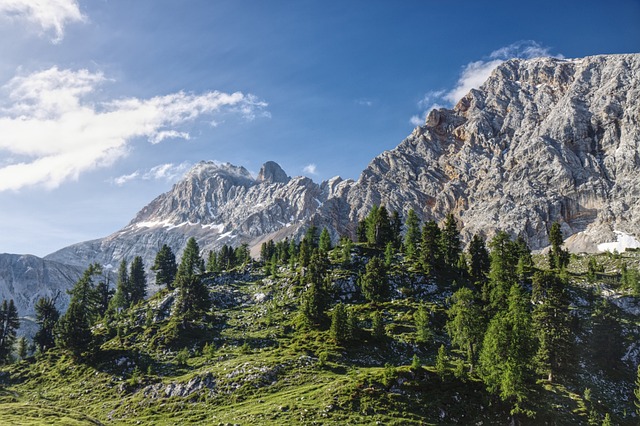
(2, 250, 639, 424)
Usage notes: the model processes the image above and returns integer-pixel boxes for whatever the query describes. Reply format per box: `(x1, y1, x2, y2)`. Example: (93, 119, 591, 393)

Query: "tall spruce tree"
(34, 295, 60, 353)
(174, 237, 210, 321)
(439, 213, 461, 269)
(129, 256, 146, 306)
(152, 244, 177, 289)
(479, 284, 534, 404)
(420, 220, 441, 276)
(403, 209, 421, 262)
(446, 287, 484, 372)
(319, 228, 332, 254)
(330, 303, 348, 343)
(414, 304, 432, 344)
(57, 264, 103, 358)
(548, 222, 570, 270)
(112, 259, 131, 310)
(0, 299, 19, 364)
(531, 271, 572, 382)
(468, 234, 490, 286)
(359, 257, 389, 303)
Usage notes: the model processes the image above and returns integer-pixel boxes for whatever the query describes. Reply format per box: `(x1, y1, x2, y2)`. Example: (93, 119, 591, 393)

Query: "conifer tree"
(485, 231, 519, 310)
(16, 336, 28, 360)
(420, 220, 441, 275)
(300, 251, 329, 325)
(439, 213, 461, 269)
(359, 257, 389, 303)
(330, 303, 348, 343)
(174, 238, 210, 321)
(467, 234, 490, 285)
(435, 344, 447, 380)
(319, 228, 332, 254)
(371, 310, 385, 340)
(390, 210, 402, 249)
(56, 301, 92, 359)
(446, 287, 484, 372)
(548, 222, 570, 270)
(152, 244, 177, 289)
(384, 241, 395, 268)
(176, 237, 205, 282)
(531, 271, 572, 382)
(112, 259, 131, 310)
(68, 263, 103, 320)
(34, 296, 60, 353)
(129, 256, 146, 306)
(479, 284, 534, 403)
(365, 205, 393, 248)
(356, 220, 367, 243)
(403, 209, 421, 262)
(414, 304, 432, 344)
(0, 299, 19, 364)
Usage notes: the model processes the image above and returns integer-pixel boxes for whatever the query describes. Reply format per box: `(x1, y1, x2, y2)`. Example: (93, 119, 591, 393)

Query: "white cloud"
(303, 163, 317, 175)
(112, 162, 192, 186)
(0, 67, 268, 191)
(0, 0, 85, 43)
(113, 171, 139, 186)
(410, 41, 563, 125)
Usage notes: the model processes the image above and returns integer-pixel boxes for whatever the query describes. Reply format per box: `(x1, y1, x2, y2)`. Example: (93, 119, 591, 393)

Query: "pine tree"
(403, 209, 421, 262)
(68, 263, 103, 320)
(531, 271, 572, 382)
(176, 237, 205, 282)
(384, 241, 395, 268)
(56, 301, 92, 359)
(435, 344, 447, 380)
(548, 222, 570, 270)
(152, 244, 177, 289)
(390, 210, 402, 250)
(420, 220, 441, 275)
(34, 296, 60, 353)
(112, 259, 131, 310)
(359, 257, 389, 303)
(479, 284, 534, 403)
(439, 213, 461, 269)
(467, 234, 490, 286)
(16, 336, 27, 360)
(356, 220, 367, 243)
(330, 303, 348, 343)
(129, 256, 146, 306)
(0, 299, 20, 364)
(371, 310, 385, 340)
(414, 304, 432, 344)
(300, 251, 329, 326)
(319, 228, 332, 254)
(485, 231, 519, 310)
(446, 287, 484, 372)
(174, 238, 210, 321)
(365, 205, 393, 248)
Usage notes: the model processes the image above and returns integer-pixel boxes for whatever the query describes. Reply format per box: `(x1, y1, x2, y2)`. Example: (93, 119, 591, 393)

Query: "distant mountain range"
(3, 53, 640, 317)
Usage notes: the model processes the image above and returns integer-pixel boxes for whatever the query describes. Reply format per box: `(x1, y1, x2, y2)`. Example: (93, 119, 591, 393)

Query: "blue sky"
(0, 0, 639, 257)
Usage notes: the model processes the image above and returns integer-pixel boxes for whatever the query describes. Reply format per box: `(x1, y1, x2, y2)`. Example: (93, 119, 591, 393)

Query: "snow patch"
(217, 231, 233, 240)
(202, 223, 225, 232)
(597, 231, 640, 253)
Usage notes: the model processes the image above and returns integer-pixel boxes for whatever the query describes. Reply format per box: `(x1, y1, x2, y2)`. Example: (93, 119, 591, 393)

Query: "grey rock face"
(345, 54, 640, 251)
(44, 53, 640, 273)
(0, 253, 84, 317)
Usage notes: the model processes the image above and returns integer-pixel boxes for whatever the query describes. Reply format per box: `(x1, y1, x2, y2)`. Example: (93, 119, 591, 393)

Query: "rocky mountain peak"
(256, 161, 290, 184)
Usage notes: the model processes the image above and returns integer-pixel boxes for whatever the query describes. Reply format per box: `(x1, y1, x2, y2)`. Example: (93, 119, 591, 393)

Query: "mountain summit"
(46, 53, 640, 270)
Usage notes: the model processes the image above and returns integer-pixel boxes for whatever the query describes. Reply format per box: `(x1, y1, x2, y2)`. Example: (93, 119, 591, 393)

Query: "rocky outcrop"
(346, 54, 640, 251)
(0, 254, 84, 316)
(44, 53, 640, 272)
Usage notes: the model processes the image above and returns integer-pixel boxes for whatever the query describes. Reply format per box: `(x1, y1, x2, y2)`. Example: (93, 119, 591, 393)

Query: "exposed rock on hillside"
(45, 53, 640, 271)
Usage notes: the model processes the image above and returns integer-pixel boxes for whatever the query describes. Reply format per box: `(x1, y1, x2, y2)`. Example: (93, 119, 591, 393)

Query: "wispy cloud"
(410, 41, 563, 125)
(355, 98, 374, 107)
(112, 162, 192, 186)
(0, 67, 268, 191)
(0, 0, 86, 43)
(303, 163, 317, 175)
